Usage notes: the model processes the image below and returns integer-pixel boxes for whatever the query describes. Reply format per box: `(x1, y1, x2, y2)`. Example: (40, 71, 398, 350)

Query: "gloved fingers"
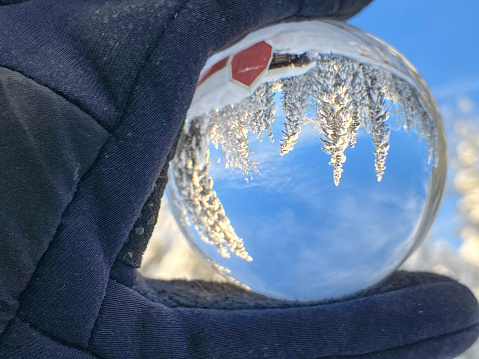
(85, 271, 479, 359)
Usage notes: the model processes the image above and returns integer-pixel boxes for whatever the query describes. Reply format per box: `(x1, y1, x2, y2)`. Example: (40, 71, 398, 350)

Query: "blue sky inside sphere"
(202, 88, 433, 300)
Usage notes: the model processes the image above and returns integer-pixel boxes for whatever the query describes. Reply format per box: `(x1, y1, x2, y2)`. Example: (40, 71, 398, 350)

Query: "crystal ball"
(167, 20, 446, 301)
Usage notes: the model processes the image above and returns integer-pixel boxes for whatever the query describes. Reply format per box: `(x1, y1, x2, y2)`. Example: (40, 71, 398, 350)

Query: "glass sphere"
(167, 20, 446, 301)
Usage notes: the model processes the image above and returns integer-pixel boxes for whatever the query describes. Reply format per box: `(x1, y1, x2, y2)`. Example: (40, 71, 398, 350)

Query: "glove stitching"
(0, 64, 112, 135)
(1, 318, 107, 359)
(0, 65, 112, 341)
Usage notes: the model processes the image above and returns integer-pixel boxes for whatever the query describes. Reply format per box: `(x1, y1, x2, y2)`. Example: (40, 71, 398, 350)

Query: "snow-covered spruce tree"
(394, 76, 417, 134)
(208, 103, 259, 181)
(310, 56, 355, 185)
(279, 72, 311, 155)
(317, 101, 350, 186)
(250, 83, 276, 143)
(363, 67, 390, 182)
(332, 57, 363, 151)
(346, 59, 371, 144)
(174, 116, 252, 261)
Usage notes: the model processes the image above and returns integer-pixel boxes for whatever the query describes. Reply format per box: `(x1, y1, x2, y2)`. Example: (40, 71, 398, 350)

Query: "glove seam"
(84, 0, 192, 347)
(2, 318, 106, 359)
(0, 65, 112, 341)
(109, 0, 191, 136)
(0, 64, 112, 135)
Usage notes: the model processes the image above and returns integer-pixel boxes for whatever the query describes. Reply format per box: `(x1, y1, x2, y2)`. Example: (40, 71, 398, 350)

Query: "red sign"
(231, 41, 272, 87)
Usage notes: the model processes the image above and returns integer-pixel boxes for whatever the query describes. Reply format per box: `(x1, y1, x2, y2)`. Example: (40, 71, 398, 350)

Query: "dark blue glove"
(0, 0, 478, 358)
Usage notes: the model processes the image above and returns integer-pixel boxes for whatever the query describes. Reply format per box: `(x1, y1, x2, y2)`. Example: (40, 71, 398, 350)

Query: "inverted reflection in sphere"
(168, 21, 446, 301)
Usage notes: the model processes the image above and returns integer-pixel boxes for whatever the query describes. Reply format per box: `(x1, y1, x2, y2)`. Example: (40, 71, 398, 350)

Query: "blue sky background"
(350, 1, 479, 103)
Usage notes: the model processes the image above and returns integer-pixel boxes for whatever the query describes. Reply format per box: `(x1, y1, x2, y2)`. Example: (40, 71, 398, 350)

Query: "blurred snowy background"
(140, 1, 479, 358)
